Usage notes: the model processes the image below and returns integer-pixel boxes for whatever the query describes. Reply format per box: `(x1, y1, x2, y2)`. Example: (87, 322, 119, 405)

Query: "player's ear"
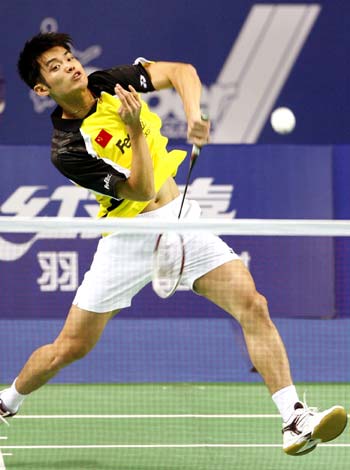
(33, 82, 50, 96)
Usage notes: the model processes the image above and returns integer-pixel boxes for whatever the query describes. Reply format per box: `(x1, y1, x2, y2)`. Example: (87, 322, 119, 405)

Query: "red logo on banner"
(95, 129, 112, 148)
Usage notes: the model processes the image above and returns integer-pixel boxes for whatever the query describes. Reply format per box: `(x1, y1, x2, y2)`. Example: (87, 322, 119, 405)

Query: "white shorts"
(73, 196, 239, 312)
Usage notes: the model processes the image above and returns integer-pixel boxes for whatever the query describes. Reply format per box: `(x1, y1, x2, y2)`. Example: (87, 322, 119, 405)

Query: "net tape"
(1, 216, 350, 236)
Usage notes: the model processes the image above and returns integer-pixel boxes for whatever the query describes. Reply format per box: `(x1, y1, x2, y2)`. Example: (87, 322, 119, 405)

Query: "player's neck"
(60, 90, 97, 120)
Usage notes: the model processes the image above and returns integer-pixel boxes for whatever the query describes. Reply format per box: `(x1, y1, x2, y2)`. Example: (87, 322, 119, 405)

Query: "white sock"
(272, 385, 300, 422)
(0, 378, 27, 413)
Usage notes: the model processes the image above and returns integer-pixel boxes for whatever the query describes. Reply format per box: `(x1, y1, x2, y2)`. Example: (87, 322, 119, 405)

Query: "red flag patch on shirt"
(95, 129, 112, 148)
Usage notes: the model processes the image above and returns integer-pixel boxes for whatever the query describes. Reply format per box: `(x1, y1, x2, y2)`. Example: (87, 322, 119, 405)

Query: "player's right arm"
(88, 61, 210, 148)
(143, 61, 210, 148)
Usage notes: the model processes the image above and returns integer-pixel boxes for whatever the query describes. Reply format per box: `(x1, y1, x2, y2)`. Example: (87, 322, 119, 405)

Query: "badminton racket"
(152, 115, 208, 298)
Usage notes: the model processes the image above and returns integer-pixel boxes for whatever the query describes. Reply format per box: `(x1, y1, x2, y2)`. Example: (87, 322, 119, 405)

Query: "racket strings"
(153, 233, 185, 298)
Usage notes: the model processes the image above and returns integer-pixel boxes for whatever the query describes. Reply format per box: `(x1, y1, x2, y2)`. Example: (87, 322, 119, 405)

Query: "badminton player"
(0, 32, 347, 456)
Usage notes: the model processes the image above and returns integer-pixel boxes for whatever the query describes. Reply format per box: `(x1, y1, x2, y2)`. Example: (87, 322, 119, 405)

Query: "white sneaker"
(0, 392, 17, 426)
(282, 402, 348, 456)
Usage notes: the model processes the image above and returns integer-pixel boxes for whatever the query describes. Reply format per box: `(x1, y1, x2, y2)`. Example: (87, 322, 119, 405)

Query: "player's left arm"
(144, 61, 210, 148)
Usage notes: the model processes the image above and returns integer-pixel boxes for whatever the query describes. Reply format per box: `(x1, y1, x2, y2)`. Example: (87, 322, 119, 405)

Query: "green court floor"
(0, 383, 349, 469)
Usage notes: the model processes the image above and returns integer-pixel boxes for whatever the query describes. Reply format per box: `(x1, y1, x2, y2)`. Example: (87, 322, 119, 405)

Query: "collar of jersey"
(51, 97, 98, 132)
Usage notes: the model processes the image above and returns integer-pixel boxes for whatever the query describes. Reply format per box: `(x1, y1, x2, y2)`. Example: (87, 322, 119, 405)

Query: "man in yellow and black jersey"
(51, 59, 187, 218)
(1, 32, 347, 457)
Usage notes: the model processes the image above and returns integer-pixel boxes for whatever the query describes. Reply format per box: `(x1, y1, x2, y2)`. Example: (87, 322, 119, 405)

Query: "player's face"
(36, 46, 88, 99)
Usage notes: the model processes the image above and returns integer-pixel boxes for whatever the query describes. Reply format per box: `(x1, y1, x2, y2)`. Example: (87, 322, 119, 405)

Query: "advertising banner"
(0, 144, 334, 319)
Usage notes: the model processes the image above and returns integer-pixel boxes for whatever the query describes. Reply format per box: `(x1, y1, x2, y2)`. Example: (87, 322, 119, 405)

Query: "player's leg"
(193, 258, 347, 455)
(18, 305, 119, 394)
(193, 258, 291, 394)
(0, 230, 153, 420)
(0, 305, 119, 416)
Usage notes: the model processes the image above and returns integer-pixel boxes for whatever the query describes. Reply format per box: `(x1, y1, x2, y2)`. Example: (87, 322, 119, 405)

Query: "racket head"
(152, 232, 185, 298)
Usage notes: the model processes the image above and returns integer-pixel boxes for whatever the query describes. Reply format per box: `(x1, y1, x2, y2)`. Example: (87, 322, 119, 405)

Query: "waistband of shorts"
(136, 195, 184, 219)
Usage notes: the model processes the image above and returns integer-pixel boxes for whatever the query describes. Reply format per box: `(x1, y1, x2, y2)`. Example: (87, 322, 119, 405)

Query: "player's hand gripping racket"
(152, 115, 208, 298)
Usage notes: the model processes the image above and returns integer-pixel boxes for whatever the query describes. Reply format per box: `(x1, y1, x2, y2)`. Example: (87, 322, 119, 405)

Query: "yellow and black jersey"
(51, 60, 187, 218)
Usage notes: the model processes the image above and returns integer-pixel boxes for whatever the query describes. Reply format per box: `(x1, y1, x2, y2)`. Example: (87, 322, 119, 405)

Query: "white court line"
(0, 438, 8, 469)
(13, 413, 350, 419)
(1, 444, 350, 450)
(5, 415, 350, 458)
(14, 414, 282, 419)
(0, 449, 6, 469)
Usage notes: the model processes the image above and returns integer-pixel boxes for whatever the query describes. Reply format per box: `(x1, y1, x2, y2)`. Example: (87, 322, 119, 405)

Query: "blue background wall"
(1, 0, 350, 145)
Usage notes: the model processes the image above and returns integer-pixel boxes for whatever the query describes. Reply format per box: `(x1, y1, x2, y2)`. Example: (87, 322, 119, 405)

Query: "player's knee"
(239, 291, 271, 331)
(53, 339, 92, 367)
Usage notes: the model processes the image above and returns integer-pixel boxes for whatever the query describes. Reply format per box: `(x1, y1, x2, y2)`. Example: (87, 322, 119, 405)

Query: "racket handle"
(179, 114, 209, 219)
(190, 113, 209, 162)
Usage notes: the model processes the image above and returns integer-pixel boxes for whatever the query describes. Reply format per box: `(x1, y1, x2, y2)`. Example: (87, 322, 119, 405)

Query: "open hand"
(114, 84, 142, 126)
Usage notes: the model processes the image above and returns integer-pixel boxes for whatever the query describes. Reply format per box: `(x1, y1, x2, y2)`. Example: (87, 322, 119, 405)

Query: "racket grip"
(191, 113, 209, 157)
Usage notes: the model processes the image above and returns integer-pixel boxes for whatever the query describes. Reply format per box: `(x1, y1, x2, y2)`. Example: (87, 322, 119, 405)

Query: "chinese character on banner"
(37, 252, 78, 292)
(179, 178, 236, 218)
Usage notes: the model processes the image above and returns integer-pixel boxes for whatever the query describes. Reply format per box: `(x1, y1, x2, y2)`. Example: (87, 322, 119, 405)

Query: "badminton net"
(0, 216, 349, 470)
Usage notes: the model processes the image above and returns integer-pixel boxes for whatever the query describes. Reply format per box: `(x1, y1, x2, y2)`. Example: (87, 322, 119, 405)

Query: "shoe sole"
(284, 406, 348, 456)
(284, 436, 317, 456)
(312, 406, 348, 442)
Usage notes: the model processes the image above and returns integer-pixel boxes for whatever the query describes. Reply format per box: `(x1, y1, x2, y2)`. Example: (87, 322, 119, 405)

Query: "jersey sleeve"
(88, 62, 155, 96)
(51, 147, 127, 200)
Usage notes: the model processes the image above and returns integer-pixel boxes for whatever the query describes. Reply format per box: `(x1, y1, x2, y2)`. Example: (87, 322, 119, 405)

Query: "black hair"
(17, 32, 73, 89)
